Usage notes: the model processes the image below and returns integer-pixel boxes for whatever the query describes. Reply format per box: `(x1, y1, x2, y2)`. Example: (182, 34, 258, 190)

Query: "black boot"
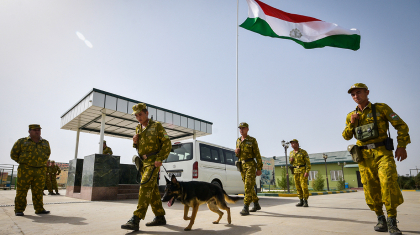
(249, 201, 261, 212)
(48, 192, 55, 195)
(121, 215, 140, 231)
(303, 199, 309, 207)
(387, 217, 402, 235)
(55, 192, 60, 195)
(374, 215, 388, 232)
(35, 209, 50, 214)
(296, 199, 304, 207)
(240, 204, 250, 216)
(146, 216, 166, 226)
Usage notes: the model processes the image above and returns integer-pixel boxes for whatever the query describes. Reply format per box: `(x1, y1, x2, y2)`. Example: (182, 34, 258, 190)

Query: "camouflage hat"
(348, 83, 368, 94)
(29, 124, 41, 130)
(290, 139, 299, 143)
(238, 122, 249, 128)
(51, 160, 55, 163)
(103, 140, 106, 143)
(132, 103, 147, 115)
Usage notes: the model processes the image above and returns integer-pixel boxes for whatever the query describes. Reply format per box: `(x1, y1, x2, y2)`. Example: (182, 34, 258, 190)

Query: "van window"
(224, 150, 236, 166)
(200, 144, 223, 163)
(164, 143, 193, 163)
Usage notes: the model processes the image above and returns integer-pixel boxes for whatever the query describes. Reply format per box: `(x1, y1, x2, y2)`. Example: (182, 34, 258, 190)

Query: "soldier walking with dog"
(343, 83, 410, 235)
(121, 103, 172, 231)
(235, 122, 262, 216)
(289, 139, 311, 207)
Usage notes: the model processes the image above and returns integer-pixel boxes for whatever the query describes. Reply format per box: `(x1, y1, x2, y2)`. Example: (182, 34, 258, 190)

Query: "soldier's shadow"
(24, 215, 87, 225)
(125, 224, 263, 234)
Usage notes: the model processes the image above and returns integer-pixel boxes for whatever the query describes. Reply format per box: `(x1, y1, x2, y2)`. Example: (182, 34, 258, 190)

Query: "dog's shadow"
(125, 223, 263, 234)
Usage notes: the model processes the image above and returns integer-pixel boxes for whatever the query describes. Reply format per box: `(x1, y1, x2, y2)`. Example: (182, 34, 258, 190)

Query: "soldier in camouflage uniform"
(235, 122, 263, 216)
(51, 161, 61, 195)
(121, 103, 171, 231)
(343, 83, 410, 235)
(44, 160, 54, 195)
(102, 140, 113, 155)
(10, 124, 51, 216)
(289, 139, 311, 207)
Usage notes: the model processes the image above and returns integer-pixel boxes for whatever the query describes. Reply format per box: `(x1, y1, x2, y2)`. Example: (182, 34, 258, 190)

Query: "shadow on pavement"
(24, 214, 88, 225)
(404, 231, 420, 234)
(124, 224, 263, 234)
(309, 206, 371, 211)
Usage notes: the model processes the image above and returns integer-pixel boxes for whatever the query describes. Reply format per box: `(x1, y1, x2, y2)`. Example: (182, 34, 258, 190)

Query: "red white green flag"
(240, 0, 361, 51)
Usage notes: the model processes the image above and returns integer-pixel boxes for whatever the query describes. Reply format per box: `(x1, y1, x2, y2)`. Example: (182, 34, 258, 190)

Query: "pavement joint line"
(257, 189, 358, 197)
(0, 201, 92, 207)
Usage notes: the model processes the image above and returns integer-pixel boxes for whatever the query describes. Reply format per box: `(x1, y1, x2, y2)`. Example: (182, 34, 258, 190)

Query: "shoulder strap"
(372, 103, 377, 125)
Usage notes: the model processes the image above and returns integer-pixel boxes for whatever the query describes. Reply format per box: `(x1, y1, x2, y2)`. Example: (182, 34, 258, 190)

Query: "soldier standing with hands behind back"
(289, 139, 311, 207)
(121, 103, 171, 231)
(235, 122, 262, 216)
(343, 83, 410, 235)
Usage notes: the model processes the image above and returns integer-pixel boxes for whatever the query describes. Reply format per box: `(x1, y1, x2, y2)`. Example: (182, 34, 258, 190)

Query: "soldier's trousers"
(359, 146, 403, 217)
(240, 161, 259, 206)
(51, 175, 58, 192)
(133, 165, 165, 219)
(15, 164, 46, 213)
(294, 172, 309, 200)
(45, 174, 52, 193)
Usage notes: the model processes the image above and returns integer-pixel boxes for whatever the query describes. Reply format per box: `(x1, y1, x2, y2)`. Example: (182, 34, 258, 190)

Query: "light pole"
(323, 153, 330, 191)
(281, 140, 290, 193)
(338, 162, 346, 182)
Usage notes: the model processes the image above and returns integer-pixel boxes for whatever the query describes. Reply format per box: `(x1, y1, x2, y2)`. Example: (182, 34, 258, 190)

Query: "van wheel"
(211, 181, 222, 189)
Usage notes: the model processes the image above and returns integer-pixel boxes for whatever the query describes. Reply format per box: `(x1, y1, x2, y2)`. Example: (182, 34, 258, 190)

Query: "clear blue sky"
(1, 0, 419, 175)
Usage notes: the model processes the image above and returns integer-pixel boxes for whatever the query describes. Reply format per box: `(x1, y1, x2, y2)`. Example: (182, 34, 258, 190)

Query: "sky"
(1, 0, 419, 176)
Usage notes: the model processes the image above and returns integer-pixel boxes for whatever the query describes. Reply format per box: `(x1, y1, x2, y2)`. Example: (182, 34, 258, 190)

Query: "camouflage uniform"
(343, 102, 410, 217)
(51, 164, 61, 193)
(44, 164, 53, 193)
(236, 135, 262, 206)
(11, 136, 51, 213)
(103, 146, 113, 155)
(289, 148, 311, 200)
(132, 119, 171, 220)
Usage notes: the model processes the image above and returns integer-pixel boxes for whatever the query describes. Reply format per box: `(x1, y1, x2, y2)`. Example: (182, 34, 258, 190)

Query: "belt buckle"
(366, 144, 375, 149)
(241, 160, 245, 164)
(296, 166, 300, 169)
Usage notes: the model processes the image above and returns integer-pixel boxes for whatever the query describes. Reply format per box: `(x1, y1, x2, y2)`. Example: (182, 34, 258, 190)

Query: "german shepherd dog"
(161, 175, 242, 231)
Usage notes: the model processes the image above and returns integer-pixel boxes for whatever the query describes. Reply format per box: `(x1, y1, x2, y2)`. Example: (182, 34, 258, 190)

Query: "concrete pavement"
(0, 189, 419, 234)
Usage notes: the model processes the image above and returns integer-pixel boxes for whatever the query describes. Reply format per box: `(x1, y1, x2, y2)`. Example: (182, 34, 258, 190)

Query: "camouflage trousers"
(240, 161, 258, 206)
(294, 172, 309, 200)
(51, 175, 58, 192)
(15, 164, 46, 213)
(44, 174, 52, 193)
(133, 165, 165, 219)
(359, 146, 403, 217)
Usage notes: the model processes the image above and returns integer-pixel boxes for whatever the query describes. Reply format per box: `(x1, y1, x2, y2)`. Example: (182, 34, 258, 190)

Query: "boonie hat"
(290, 139, 299, 143)
(348, 83, 368, 94)
(29, 124, 41, 130)
(132, 103, 147, 115)
(238, 122, 249, 128)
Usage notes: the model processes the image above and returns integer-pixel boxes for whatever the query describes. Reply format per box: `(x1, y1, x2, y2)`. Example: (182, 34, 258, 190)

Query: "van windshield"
(163, 143, 193, 163)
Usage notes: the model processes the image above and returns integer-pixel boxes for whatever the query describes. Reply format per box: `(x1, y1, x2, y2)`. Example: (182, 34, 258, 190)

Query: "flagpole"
(236, 0, 239, 138)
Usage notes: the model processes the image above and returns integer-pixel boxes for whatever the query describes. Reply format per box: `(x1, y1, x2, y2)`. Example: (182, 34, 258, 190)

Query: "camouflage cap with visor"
(238, 122, 249, 128)
(348, 83, 368, 94)
(132, 103, 147, 115)
(290, 139, 299, 143)
(29, 124, 41, 130)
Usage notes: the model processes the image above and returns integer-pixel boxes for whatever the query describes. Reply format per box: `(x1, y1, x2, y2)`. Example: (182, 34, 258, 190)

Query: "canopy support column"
(99, 111, 106, 154)
(74, 128, 80, 159)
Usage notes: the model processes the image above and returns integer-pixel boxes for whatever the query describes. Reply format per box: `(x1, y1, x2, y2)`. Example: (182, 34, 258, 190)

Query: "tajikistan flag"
(240, 0, 361, 51)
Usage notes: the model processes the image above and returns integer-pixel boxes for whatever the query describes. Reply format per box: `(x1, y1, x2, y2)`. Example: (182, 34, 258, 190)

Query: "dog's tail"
(223, 190, 242, 204)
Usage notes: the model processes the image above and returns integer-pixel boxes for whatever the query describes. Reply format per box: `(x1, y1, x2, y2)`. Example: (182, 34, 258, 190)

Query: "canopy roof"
(61, 88, 212, 141)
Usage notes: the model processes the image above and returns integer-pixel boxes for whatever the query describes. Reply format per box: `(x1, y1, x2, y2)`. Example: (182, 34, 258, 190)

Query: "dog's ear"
(165, 176, 171, 184)
(171, 174, 178, 183)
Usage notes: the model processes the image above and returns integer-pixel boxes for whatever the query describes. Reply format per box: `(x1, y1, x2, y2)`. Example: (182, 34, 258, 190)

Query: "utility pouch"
(384, 127, 394, 151)
(289, 166, 295, 175)
(235, 161, 242, 172)
(347, 144, 363, 163)
(132, 155, 143, 172)
(354, 103, 379, 141)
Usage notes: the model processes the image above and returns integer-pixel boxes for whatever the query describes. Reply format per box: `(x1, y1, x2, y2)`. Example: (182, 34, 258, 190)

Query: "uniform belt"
(241, 158, 255, 164)
(141, 151, 159, 160)
(292, 165, 306, 169)
(359, 142, 384, 150)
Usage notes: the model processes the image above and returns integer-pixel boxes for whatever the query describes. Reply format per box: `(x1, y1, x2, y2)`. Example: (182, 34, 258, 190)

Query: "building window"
(330, 170, 343, 181)
(308, 171, 318, 181)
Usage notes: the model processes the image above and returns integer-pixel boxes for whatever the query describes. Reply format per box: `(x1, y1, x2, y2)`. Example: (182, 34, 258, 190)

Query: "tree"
(312, 172, 325, 191)
(337, 176, 345, 190)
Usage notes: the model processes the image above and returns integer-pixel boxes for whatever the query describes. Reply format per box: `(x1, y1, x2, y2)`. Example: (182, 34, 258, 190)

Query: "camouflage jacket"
(51, 165, 61, 176)
(235, 135, 263, 170)
(103, 147, 113, 155)
(133, 119, 171, 165)
(289, 148, 311, 174)
(342, 102, 410, 148)
(10, 136, 51, 167)
(46, 165, 52, 175)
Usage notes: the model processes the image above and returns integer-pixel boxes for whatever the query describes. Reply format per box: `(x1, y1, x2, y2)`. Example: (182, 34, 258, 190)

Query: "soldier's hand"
(235, 148, 240, 155)
(350, 113, 359, 124)
(290, 157, 294, 163)
(395, 148, 407, 162)
(304, 172, 309, 178)
(155, 161, 162, 168)
(256, 170, 262, 176)
(133, 134, 139, 144)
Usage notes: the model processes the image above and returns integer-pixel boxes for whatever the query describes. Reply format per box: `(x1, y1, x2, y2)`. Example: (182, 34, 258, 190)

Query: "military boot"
(296, 199, 304, 207)
(303, 199, 309, 207)
(121, 215, 140, 231)
(55, 192, 60, 195)
(240, 204, 250, 216)
(387, 217, 402, 235)
(374, 215, 388, 232)
(48, 192, 55, 195)
(249, 201, 261, 212)
(146, 216, 166, 226)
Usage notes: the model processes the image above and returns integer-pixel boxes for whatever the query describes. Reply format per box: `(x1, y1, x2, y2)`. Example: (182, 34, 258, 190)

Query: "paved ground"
(0, 189, 419, 235)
